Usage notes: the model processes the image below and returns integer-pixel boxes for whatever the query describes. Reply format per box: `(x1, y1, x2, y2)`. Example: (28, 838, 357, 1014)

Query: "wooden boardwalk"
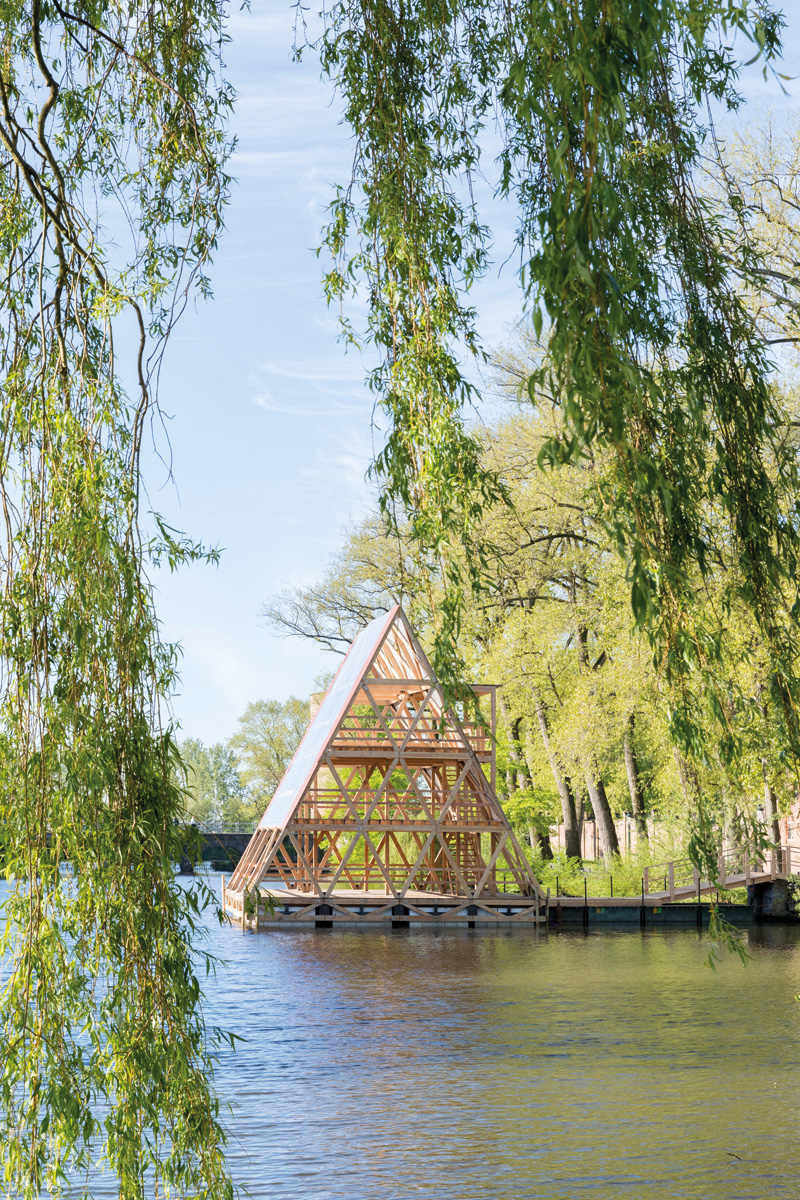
(551, 844, 795, 908)
(223, 844, 795, 929)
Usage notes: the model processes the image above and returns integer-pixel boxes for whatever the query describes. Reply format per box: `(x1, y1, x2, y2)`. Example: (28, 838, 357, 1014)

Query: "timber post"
(221, 605, 544, 930)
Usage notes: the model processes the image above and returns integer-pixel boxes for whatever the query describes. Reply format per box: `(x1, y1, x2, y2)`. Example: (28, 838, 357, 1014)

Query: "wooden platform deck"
(223, 843, 796, 931)
(223, 882, 545, 930)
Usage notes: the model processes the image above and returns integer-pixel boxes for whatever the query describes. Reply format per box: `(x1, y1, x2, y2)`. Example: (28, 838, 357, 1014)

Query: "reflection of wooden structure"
(224, 605, 542, 929)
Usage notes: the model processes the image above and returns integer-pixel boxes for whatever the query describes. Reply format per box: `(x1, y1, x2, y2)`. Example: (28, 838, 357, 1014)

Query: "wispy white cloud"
(300, 426, 374, 490)
(226, 4, 331, 40)
(253, 393, 366, 419)
(259, 357, 363, 384)
(226, 11, 299, 38)
(303, 451, 368, 491)
(230, 149, 343, 174)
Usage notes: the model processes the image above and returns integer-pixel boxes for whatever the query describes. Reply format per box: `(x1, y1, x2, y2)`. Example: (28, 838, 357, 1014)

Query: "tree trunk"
(537, 830, 556, 859)
(504, 711, 554, 860)
(533, 691, 580, 858)
(511, 716, 543, 859)
(762, 759, 781, 846)
(517, 718, 554, 860)
(573, 783, 585, 848)
(529, 824, 554, 860)
(673, 747, 692, 806)
(623, 713, 648, 842)
(510, 716, 529, 787)
(583, 770, 620, 859)
(498, 700, 522, 802)
(573, 623, 618, 858)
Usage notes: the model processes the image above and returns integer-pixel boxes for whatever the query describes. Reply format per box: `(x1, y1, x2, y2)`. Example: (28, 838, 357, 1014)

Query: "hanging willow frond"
(314, 0, 797, 881)
(0, 2, 234, 1195)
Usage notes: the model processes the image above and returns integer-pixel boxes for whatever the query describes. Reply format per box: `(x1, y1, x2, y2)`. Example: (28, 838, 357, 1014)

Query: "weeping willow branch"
(314, 0, 798, 883)
(0, 2, 234, 1196)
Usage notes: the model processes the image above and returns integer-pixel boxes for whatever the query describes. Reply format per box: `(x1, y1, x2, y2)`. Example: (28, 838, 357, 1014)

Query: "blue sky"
(149, 5, 378, 743)
(150, 1, 800, 746)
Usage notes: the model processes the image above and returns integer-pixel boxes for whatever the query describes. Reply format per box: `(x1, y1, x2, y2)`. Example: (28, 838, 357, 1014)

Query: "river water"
(4, 876, 800, 1198)
(202, 880, 800, 1200)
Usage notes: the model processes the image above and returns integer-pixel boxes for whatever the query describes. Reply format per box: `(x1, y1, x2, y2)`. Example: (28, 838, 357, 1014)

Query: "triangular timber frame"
(227, 605, 540, 908)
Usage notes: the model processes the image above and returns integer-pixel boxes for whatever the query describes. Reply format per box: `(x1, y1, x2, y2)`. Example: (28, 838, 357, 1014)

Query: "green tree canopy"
(179, 738, 246, 826)
(267, 362, 800, 867)
(230, 697, 310, 816)
(313, 0, 797, 880)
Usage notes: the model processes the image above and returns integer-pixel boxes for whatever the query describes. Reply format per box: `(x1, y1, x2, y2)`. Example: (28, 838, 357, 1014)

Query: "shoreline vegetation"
(3, 0, 800, 1195)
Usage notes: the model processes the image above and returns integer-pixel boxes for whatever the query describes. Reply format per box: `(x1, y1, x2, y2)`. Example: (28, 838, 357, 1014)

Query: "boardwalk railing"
(642, 843, 794, 901)
(546, 842, 797, 910)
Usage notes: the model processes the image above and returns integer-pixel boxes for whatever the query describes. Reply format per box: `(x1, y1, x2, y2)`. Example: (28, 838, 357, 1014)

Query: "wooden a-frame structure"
(225, 605, 541, 925)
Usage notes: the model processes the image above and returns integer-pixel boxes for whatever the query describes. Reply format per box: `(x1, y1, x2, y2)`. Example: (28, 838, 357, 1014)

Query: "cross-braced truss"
(227, 606, 539, 904)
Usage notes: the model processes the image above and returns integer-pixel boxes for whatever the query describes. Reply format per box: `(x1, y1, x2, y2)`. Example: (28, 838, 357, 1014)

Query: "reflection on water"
(202, 882, 800, 1200)
(4, 877, 800, 1198)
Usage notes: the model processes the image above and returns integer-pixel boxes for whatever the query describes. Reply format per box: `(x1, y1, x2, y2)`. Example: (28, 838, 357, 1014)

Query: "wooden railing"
(642, 843, 794, 900)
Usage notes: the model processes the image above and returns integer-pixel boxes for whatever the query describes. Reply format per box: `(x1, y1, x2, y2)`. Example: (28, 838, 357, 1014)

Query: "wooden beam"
(228, 605, 542, 926)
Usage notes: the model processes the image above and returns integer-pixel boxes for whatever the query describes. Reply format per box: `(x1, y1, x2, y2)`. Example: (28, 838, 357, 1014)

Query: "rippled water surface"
(5, 877, 800, 1198)
(198, 883, 800, 1200)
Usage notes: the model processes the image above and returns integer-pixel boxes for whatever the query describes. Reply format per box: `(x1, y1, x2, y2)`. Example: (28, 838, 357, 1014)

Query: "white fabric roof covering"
(257, 605, 399, 830)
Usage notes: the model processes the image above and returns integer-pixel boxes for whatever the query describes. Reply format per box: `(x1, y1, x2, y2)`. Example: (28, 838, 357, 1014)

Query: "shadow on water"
(197, 888, 800, 1200)
(747, 921, 800, 950)
(4, 877, 800, 1199)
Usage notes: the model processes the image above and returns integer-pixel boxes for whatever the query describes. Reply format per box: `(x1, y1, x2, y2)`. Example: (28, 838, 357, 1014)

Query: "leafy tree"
(0, 2, 233, 1195)
(471, 360, 800, 863)
(313, 0, 799, 884)
(180, 738, 246, 826)
(230, 697, 310, 817)
(266, 380, 800, 869)
(264, 514, 419, 652)
(711, 108, 800, 347)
